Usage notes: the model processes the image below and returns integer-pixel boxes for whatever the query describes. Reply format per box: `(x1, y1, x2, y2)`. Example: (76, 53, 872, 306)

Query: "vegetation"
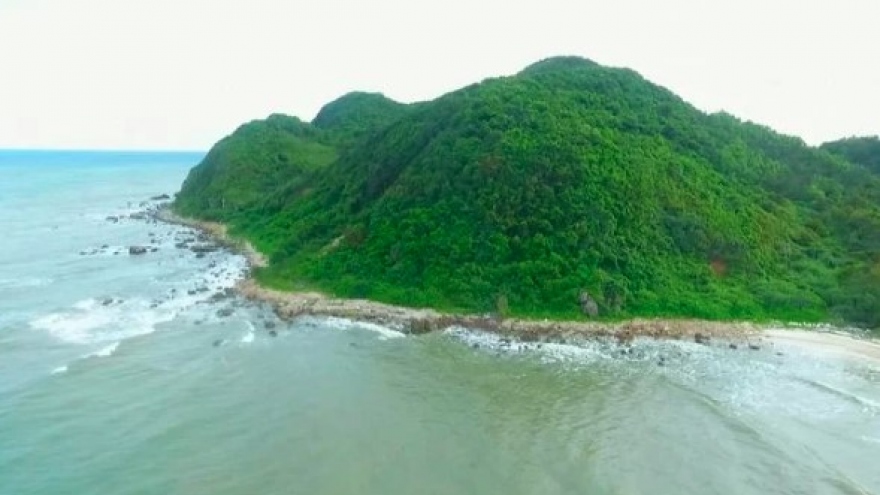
(175, 57, 880, 330)
(822, 136, 880, 174)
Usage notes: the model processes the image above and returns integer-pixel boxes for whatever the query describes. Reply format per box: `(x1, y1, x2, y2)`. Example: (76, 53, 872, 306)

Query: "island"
(172, 56, 880, 339)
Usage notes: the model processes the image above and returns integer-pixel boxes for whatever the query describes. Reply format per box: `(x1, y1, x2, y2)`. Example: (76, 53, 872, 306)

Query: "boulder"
(216, 308, 234, 318)
(578, 291, 599, 318)
(694, 332, 710, 345)
(129, 246, 148, 255)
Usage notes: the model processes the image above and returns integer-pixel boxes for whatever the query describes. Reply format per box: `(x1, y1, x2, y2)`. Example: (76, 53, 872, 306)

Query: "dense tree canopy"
(175, 57, 880, 329)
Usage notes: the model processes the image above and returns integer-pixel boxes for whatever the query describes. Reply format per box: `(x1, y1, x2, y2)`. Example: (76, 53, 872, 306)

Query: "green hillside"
(822, 136, 880, 174)
(174, 57, 880, 329)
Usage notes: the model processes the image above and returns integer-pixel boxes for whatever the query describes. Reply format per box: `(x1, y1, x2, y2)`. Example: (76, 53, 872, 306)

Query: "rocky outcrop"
(578, 291, 599, 318)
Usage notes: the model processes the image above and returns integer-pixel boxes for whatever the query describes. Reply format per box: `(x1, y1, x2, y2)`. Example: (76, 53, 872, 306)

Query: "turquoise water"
(1, 151, 879, 494)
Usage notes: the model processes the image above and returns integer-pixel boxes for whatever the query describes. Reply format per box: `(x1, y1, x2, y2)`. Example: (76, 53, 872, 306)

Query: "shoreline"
(153, 206, 880, 354)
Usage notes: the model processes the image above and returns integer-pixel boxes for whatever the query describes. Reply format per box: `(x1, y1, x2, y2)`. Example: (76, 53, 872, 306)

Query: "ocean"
(1, 150, 879, 495)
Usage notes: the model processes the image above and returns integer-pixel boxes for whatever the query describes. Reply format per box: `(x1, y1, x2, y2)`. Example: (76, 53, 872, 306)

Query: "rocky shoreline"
(150, 205, 777, 348)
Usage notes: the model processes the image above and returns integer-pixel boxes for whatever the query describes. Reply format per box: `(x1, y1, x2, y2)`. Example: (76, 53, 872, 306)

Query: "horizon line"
(0, 147, 206, 154)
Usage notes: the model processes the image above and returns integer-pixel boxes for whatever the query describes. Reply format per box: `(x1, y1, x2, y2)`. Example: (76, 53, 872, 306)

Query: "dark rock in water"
(748, 343, 761, 351)
(208, 292, 229, 303)
(212, 339, 224, 347)
(129, 212, 147, 220)
(187, 290, 197, 295)
(729, 343, 738, 350)
(174, 242, 188, 249)
(471, 343, 480, 349)
(101, 244, 109, 249)
(101, 298, 114, 306)
(216, 308, 234, 318)
(264, 321, 277, 330)
(151, 194, 171, 201)
(776, 351, 784, 356)
(195, 253, 206, 259)
(129, 246, 148, 255)
(149, 247, 158, 252)
(190, 244, 219, 254)
(106, 216, 119, 223)
(694, 332, 710, 345)
(268, 330, 278, 337)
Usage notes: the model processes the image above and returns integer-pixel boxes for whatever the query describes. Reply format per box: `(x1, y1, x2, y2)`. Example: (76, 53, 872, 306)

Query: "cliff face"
(174, 56, 880, 328)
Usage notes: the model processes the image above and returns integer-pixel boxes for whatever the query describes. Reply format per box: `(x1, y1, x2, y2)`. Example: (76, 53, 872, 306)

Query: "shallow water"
(1, 151, 879, 495)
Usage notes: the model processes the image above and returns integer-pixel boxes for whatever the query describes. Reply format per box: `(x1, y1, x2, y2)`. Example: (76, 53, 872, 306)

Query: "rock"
(190, 245, 219, 254)
(174, 242, 188, 249)
(101, 244, 109, 249)
(150, 194, 171, 201)
(212, 339, 224, 347)
(129, 212, 147, 220)
(129, 246, 148, 255)
(264, 321, 277, 330)
(101, 298, 114, 306)
(195, 253, 206, 259)
(408, 318, 434, 334)
(268, 330, 278, 337)
(216, 308, 234, 318)
(694, 332, 710, 345)
(578, 290, 599, 318)
(471, 343, 480, 349)
(748, 343, 760, 351)
(106, 216, 119, 223)
(729, 343, 738, 350)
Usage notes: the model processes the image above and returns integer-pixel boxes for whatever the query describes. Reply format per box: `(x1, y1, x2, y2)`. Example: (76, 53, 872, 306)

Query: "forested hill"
(174, 56, 880, 329)
(822, 136, 880, 174)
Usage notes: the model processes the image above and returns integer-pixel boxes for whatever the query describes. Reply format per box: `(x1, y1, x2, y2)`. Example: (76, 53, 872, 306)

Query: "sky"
(0, 0, 877, 150)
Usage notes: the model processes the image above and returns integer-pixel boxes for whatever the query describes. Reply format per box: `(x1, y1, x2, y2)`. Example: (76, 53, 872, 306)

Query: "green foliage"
(174, 56, 880, 330)
(312, 92, 409, 146)
(822, 136, 880, 174)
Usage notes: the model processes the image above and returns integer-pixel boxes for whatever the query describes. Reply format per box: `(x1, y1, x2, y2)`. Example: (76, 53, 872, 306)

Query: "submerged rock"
(694, 332, 710, 345)
(216, 308, 234, 318)
(190, 244, 219, 254)
(129, 246, 148, 255)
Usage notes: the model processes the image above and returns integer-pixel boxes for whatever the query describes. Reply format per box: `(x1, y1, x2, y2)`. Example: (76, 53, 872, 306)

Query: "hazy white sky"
(0, 0, 877, 150)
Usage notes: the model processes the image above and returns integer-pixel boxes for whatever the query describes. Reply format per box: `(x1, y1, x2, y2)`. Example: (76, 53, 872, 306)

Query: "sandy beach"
(766, 329, 880, 364)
